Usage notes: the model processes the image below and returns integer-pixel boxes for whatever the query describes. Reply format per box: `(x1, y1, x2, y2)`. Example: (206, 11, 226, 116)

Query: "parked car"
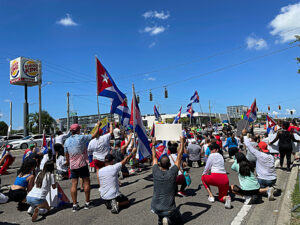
(0, 135, 24, 146)
(10, 134, 50, 149)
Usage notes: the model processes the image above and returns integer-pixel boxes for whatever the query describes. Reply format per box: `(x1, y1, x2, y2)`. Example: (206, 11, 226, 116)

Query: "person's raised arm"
(244, 138, 263, 158)
(121, 147, 137, 167)
(151, 137, 158, 166)
(91, 121, 101, 139)
(121, 133, 133, 154)
(109, 122, 113, 135)
(175, 136, 184, 169)
(269, 132, 279, 145)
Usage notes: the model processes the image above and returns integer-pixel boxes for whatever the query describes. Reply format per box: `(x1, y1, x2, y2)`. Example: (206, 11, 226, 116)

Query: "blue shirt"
(224, 137, 238, 149)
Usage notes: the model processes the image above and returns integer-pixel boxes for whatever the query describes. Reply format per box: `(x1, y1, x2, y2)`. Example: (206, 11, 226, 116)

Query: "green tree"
(0, 121, 8, 136)
(29, 110, 56, 134)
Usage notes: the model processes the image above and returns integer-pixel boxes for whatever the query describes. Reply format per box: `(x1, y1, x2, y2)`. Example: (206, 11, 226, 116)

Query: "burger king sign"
(10, 57, 41, 86)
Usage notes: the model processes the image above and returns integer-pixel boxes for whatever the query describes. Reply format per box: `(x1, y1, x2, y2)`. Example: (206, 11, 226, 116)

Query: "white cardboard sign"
(155, 124, 182, 141)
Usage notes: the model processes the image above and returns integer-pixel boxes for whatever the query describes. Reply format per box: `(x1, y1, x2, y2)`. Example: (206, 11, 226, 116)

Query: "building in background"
(227, 105, 248, 118)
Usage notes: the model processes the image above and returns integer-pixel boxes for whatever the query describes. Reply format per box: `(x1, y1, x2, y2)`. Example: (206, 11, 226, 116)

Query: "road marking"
(231, 204, 252, 225)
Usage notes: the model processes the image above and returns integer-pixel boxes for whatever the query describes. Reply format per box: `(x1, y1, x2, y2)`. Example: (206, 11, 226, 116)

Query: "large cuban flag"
(173, 106, 182, 124)
(266, 115, 277, 134)
(187, 91, 199, 108)
(96, 57, 130, 126)
(130, 94, 151, 160)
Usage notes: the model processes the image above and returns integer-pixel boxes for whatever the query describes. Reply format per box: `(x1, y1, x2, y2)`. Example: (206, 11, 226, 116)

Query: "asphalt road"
(0, 148, 279, 225)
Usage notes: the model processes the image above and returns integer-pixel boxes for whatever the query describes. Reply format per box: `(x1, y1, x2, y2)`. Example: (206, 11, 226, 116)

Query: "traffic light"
(278, 105, 281, 110)
(268, 106, 270, 111)
(150, 90, 153, 101)
(164, 87, 168, 98)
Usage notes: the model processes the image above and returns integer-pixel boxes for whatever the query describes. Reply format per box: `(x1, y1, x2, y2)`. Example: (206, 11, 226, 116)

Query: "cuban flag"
(42, 133, 48, 155)
(173, 106, 182, 124)
(155, 141, 167, 161)
(154, 105, 161, 121)
(130, 94, 151, 160)
(266, 115, 277, 134)
(57, 183, 70, 207)
(244, 99, 257, 122)
(96, 57, 129, 122)
(150, 123, 155, 137)
(50, 136, 55, 156)
(187, 105, 194, 118)
(115, 100, 130, 126)
(0, 147, 7, 160)
(187, 91, 200, 108)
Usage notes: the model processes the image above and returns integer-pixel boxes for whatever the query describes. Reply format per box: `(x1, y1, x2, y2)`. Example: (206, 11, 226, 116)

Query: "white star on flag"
(102, 73, 109, 83)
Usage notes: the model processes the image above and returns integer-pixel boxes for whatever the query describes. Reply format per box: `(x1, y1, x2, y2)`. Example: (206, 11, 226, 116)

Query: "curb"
(276, 164, 299, 225)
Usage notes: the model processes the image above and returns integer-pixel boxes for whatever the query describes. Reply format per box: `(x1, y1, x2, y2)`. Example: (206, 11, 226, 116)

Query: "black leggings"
(279, 147, 292, 169)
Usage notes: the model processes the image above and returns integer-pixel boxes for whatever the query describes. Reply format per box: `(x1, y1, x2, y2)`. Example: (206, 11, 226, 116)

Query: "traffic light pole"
(24, 84, 29, 137)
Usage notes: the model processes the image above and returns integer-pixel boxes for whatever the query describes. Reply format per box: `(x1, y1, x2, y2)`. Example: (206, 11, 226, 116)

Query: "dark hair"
(56, 131, 62, 136)
(160, 156, 171, 169)
(282, 121, 290, 130)
(168, 142, 178, 154)
(231, 133, 236, 144)
(18, 158, 36, 176)
(235, 152, 254, 176)
(210, 142, 220, 151)
(54, 143, 65, 157)
(251, 135, 258, 143)
(35, 161, 55, 188)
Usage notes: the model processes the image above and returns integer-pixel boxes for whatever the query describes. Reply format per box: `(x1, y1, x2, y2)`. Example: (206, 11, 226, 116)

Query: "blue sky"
(0, 0, 300, 129)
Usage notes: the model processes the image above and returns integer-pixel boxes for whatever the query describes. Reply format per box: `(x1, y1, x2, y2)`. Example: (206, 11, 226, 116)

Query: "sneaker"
(208, 196, 215, 203)
(162, 217, 169, 225)
(27, 206, 34, 215)
(244, 196, 252, 205)
(105, 201, 112, 209)
(225, 196, 231, 209)
(267, 187, 274, 201)
(32, 207, 39, 222)
(118, 171, 124, 180)
(192, 162, 198, 168)
(110, 199, 119, 214)
(177, 191, 187, 197)
(72, 203, 80, 212)
(84, 202, 95, 210)
(129, 169, 136, 175)
(228, 159, 234, 163)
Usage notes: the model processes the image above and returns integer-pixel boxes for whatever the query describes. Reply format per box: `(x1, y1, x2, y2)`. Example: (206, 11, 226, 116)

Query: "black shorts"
(8, 189, 27, 202)
(70, 165, 90, 179)
(232, 185, 259, 196)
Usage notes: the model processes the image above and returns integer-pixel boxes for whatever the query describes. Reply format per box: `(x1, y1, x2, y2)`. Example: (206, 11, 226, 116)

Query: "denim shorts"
(257, 178, 276, 188)
(26, 196, 46, 206)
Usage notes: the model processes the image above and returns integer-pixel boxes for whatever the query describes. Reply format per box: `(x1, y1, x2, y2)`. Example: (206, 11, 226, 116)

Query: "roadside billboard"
(10, 57, 41, 86)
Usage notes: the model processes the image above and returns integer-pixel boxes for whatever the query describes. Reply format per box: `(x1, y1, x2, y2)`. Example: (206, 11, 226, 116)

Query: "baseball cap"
(6, 144, 12, 150)
(105, 154, 115, 163)
(258, 141, 269, 153)
(70, 123, 81, 132)
(29, 144, 35, 148)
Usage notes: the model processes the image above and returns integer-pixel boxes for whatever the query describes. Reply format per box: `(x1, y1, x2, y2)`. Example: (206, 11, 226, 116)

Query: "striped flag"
(173, 106, 182, 124)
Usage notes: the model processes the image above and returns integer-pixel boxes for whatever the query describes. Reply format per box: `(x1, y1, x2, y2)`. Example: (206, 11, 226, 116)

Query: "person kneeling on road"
(98, 147, 137, 214)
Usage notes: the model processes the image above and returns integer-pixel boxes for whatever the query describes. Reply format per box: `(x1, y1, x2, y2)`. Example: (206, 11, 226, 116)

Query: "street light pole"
(24, 84, 29, 137)
(38, 83, 42, 134)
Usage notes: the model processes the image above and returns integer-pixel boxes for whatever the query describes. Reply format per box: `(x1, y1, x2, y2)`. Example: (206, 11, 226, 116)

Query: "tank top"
(279, 130, 293, 149)
(13, 174, 31, 188)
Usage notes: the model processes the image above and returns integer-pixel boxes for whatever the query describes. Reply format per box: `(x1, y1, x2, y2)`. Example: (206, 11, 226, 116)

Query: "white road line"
(231, 204, 252, 225)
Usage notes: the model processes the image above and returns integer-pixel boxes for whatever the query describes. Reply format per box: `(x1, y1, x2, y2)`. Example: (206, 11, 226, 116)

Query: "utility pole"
(209, 100, 212, 124)
(67, 92, 70, 130)
(38, 83, 42, 134)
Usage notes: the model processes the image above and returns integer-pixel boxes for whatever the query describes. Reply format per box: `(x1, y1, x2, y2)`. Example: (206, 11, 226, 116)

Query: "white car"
(0, 135, 24, 146)
(10, 134, 50, 149)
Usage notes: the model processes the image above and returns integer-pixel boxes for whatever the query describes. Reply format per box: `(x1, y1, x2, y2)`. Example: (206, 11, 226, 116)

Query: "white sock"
(38, 208, 48, 215)
(27, 206, 34, 214)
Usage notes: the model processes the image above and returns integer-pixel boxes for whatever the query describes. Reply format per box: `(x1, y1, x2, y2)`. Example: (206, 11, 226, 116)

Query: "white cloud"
(143, 26, 165, 36)
(57, 14, 78, 26)
(272, 111, 280, 115)
(143, 10, 170, 20)
(246, 35, 268, 50)
(144, 77, 156, 81)
(286, 108, 296, 114)
(269, 3, 300, 43)
(149, 42, 156, 48)
(0, 113, 3, 118)
(3, 99, 11, 103)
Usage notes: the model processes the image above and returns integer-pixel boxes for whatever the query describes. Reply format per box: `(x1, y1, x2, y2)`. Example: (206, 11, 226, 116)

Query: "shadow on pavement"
(130, 195, 152, 206)
(121, 179, 139, 187)
(185, 184, 201, 196)
(178, 202, 211, 224)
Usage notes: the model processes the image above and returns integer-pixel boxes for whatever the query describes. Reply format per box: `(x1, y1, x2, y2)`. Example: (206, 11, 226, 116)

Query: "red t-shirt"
(288, 126, 300, 132)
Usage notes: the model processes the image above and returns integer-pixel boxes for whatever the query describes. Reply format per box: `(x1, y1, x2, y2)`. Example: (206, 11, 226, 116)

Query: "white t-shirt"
(56, 155, 68, 172)
(27, 173, 56, 200)
(88, 133, 111, 161)
(203, 153, 226, 175)
(40, 154, 49, 171)
(169, 154, 183, 175)
(98, 162, 122, 200)
(113, 128, 121, 139)
(55, 133, 71, 145)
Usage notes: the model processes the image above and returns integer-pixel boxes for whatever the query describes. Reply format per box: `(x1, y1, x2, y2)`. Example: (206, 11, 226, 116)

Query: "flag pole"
(132, 84, 137, 148)
(95, 55, 100, 120)
(198, 100, 203, 128)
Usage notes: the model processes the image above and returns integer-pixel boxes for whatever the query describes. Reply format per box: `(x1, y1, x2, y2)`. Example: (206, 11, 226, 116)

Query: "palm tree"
(28, 110, 56, 134)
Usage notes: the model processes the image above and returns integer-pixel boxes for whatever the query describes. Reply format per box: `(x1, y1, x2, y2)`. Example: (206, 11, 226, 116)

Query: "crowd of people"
(0, 119, 299, 224)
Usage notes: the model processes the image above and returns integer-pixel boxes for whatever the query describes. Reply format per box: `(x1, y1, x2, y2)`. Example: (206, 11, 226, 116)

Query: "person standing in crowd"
(151, 137, 185, 225)
(26, 161, 57, 222)
(64, 122, 101, 212)
(231, 152, 274, 204)
(187, 139, 201, 168)
(201, 143, 231, 209)
(223, 133, 238, 159)
(113, 123, 121, 146)
(8, 158, 36, 210)
(269, 121, 300, 172)
(98, 148, 137, 214)
(244, 139, 277, 188)
(87, 122, 113, 186)
(55, 130, 71, 145)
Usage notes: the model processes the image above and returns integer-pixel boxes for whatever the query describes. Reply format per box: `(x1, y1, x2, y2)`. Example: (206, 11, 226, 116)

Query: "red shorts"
(93, 159, 105, 169)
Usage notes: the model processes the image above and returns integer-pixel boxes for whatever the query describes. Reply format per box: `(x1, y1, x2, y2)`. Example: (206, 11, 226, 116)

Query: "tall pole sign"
(10, 57, 42, 136)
